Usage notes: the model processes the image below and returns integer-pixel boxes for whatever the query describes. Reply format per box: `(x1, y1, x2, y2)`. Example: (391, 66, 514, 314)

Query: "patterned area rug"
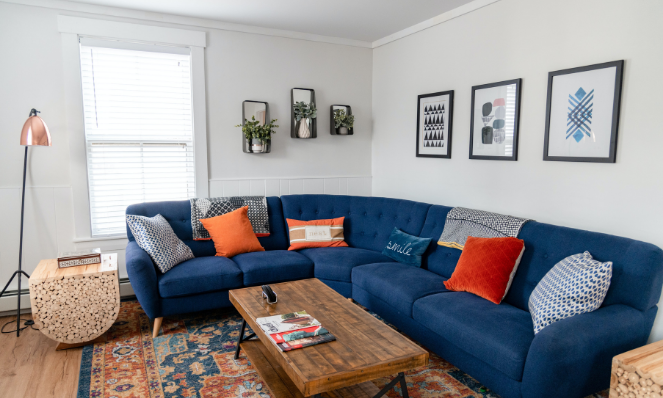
(77, 300, 608, 398)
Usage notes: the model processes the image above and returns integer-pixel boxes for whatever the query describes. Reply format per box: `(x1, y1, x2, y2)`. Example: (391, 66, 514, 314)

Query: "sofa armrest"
(521, 304, 649, 398)
(126, 241, 161, 319)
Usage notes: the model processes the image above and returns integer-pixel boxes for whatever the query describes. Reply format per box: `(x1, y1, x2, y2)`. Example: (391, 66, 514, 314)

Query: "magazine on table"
(277, 333, 337, 352)
(255, 311, 336, 351)
(269, 325, 330, 344)
(255, 311, 321, 334)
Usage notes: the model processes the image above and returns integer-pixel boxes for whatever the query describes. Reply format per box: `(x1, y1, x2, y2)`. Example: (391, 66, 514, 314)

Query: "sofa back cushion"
(126, 196, 289, 256)
(419, 205, 462, 278)
(280, 195, 431, 252)
(419, 205, 663, 313)
(504, 221, 663, 313)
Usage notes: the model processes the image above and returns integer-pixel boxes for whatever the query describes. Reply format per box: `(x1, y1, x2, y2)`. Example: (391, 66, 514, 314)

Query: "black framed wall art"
(469, 79, 522, 161)
(416, 90, 454, 158)
(543, 60, 624, 163)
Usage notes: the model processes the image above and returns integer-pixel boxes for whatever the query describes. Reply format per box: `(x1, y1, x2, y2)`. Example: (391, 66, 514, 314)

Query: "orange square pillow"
(443, 236, 525, 304)
(200, 206, 265, 257)
(286, 217, 349, 251)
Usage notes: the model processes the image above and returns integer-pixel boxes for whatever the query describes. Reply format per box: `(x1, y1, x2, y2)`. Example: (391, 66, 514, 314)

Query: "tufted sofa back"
(504, 221, 663, 313)
(280, 195, 431, 252)
(418, 205, 461, 278)
(126, 196, 289, 256)
(419, 205, 663, 313)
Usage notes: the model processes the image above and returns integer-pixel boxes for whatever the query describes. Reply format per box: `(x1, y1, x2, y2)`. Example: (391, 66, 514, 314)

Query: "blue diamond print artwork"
(567, 87, 594, 142)
(544, 60, 623, 162)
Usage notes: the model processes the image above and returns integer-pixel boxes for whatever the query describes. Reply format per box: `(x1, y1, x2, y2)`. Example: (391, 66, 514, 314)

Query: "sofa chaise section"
(352, 204, 663, 398)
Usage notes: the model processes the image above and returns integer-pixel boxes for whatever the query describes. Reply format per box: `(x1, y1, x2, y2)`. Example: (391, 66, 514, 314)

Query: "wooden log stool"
(28, 253, 120, 350)
(611, 340, 663, 398)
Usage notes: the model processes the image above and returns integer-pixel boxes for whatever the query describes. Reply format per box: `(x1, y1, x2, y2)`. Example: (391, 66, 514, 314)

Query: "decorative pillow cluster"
(286, 217, 348, 250)
(200, 206, 265, 257)
(381, 227, 432, 267)
(126, 214, 194, 273)
(443, 236, 525, 304)
(529, 251, 612, 334)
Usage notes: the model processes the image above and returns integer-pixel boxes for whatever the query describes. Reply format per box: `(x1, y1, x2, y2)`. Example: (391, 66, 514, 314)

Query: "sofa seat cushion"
(299, 247, 394, 283)
(413, 292, 534, 381)
(232, 250, 314, 286)
(352, 263, 450, 318)
(157, 256, 243, 298)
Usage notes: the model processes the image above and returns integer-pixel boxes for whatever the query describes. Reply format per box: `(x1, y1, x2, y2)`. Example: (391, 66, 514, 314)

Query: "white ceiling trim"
(2, 0, 372, 48)
(372, 0, 501, 48)
(2, 0, 499, 49)
(58, 15, 206, 47)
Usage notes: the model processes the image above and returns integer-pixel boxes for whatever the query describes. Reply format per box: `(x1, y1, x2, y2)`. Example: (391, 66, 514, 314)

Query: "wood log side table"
(611, 339, 663, 398)
(29, 253, 120, 350)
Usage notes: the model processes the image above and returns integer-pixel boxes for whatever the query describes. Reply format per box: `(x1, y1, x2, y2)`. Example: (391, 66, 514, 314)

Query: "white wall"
(371, 0, 663, 341)
(0, 1, 372, 311)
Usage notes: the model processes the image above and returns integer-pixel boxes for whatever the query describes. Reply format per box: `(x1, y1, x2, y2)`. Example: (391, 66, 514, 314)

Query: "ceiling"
(64, 0, 476, 42)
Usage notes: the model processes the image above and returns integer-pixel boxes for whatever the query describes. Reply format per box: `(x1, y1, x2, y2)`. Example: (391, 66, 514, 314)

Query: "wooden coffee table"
(229, 278, 428, 398)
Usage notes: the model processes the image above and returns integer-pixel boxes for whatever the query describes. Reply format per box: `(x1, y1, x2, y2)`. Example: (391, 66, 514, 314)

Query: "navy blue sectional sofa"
(125, 194, 663, 398)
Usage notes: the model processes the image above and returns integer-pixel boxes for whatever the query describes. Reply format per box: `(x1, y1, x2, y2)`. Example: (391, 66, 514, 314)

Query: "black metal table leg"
(398, 372, 409, 398)
(372, 372, 408, 398)
(234, 319, 258, 359)
(234, 319, 247, 359)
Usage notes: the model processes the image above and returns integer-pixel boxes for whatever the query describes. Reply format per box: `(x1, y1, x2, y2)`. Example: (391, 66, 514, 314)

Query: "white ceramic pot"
(251, 138, 264, 153)
(298, 118, 311, 138)
(338, 126, 349, 135)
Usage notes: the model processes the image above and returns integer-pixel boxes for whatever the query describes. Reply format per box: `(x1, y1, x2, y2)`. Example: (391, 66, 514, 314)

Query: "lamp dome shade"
(20, 112, 52, 146)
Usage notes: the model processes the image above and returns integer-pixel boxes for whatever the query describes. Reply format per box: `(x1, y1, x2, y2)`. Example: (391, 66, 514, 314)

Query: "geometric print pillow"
(528, 251, 612, 334)
(126, 214, 194, 273)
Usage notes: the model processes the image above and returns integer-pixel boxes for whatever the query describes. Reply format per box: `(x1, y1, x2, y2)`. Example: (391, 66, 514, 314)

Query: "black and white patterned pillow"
(528, 251, 612, 334)
(126, 214, 194, 273)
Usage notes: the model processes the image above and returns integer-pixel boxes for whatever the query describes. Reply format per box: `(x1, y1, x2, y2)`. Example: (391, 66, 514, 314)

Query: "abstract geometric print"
(423, 103, 445, 148)
(567, 87, 594, 142)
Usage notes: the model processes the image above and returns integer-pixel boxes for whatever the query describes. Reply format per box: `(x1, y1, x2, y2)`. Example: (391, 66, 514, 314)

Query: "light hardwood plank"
(0, 314, 81, 398)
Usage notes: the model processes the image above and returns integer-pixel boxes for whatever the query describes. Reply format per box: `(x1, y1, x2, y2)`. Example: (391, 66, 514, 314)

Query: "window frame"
(59, 16, 209, 240)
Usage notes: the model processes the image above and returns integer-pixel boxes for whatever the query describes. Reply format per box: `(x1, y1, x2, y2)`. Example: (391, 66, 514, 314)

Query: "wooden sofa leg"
(153, 317, 163, 338)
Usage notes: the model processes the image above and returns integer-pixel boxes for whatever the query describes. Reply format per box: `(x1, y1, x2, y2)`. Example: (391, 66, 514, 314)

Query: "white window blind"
(79, 39, 196, 237)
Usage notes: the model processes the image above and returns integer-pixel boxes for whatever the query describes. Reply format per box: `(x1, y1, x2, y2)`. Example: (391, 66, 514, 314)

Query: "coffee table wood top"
(229, 278, 428, 397)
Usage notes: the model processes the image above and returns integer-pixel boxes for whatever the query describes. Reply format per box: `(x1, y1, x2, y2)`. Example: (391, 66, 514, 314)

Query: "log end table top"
(30, 254, 118, 283)
(229, 278, 428, 396)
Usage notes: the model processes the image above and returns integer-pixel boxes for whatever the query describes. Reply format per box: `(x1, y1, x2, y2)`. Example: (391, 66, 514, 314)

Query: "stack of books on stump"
(256, 311, 336, 352)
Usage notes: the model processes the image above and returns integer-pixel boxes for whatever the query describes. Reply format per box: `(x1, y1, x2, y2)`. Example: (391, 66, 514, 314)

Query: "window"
(79, 39, 196, 237)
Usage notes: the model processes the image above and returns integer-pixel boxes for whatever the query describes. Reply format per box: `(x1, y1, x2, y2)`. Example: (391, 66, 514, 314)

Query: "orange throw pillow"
(200, 206, 265, 258)
(286, 217, 349, 251)
(443, 236, 525, 304)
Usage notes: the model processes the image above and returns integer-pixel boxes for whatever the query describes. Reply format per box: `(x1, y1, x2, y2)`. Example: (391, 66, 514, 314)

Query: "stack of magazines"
(256, 311, 336, 352)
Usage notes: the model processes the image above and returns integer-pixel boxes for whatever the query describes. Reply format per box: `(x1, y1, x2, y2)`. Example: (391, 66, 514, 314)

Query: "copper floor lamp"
(0, 109, 51, 336)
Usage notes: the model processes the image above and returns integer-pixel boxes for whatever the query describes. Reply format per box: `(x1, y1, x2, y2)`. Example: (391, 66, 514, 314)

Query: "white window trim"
(59, 16, 209, 239)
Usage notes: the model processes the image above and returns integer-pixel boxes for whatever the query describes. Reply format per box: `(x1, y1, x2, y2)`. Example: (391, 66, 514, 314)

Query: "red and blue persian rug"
(77, 300, 608, 398)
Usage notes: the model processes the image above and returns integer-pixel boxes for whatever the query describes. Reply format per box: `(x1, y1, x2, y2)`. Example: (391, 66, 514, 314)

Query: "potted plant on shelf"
(293, 101, 317, 138)
(333, 109, 354, 135)
(236, 116, 279, 153)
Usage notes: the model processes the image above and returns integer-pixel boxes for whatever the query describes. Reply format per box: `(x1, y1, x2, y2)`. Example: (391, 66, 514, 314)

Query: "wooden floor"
(0, 314, 81, 398)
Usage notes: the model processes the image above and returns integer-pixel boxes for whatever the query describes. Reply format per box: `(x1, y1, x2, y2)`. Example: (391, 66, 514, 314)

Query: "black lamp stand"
(0, 145, 34, 336)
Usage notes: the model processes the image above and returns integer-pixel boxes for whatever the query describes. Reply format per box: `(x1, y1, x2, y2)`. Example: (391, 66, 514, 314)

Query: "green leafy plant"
(293, 101, 317, 122)
(235, 116, 279, 144)
(333, 109, 354, 129)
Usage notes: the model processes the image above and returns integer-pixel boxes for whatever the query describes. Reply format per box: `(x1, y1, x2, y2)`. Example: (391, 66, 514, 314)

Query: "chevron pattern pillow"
(528, 251, 612, 334)
(126, 214, 194, 273)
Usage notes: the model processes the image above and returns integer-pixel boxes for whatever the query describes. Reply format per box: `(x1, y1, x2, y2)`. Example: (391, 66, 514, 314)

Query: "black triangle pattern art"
(423, 101, 446, 149)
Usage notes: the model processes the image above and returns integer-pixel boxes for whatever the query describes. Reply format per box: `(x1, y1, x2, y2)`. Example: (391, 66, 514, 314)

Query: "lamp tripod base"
(0, 269, 34, 336)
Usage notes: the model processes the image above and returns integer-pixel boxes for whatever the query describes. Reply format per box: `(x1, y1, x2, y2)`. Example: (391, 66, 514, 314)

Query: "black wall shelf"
(242, 100, 271, 153)
(291, 88, 317, 139)
(330, 104, 354, 135)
